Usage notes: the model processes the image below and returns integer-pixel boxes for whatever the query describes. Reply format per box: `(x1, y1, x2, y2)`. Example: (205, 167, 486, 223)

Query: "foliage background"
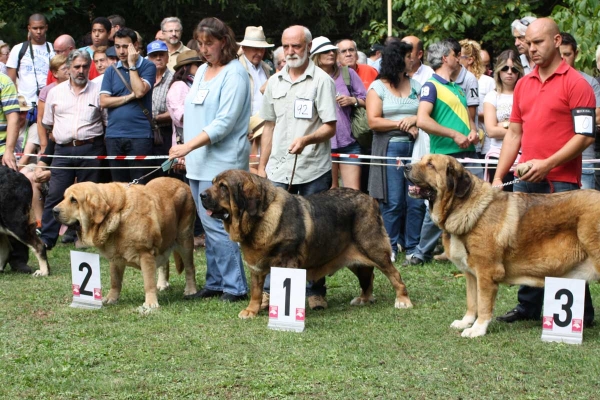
(0, 0, 598, 73)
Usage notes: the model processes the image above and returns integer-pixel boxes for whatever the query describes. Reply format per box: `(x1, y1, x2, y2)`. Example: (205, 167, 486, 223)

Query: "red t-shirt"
(354, 64, 378, 91)
(510, 60, 596, 184)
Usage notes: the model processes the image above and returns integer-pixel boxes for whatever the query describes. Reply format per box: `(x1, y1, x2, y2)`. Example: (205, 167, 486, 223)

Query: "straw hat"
(174, 50, 204, 70)
(17, 95, 31, 112)
(237, 26, 274, 48)
(310, 36, 338, 56)
(248, 114, 266, 140)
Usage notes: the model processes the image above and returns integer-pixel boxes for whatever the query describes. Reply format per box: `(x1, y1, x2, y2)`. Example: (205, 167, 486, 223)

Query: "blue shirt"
(184, 59, 251, 181)
(100, 57, 156, 139)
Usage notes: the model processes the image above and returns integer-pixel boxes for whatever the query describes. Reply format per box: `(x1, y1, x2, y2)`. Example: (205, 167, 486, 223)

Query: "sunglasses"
(500, 65, 519, 73)
(520, 18, 531, 27)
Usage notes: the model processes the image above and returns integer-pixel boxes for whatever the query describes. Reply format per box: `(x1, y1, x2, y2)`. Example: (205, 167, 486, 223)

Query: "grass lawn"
(2, 243, 600, 399)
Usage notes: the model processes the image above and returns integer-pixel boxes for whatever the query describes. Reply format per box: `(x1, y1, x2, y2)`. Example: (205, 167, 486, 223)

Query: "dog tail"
(173, 251, 184, 275)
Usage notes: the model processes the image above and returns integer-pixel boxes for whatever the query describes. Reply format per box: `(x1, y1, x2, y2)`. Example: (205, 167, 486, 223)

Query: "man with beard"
(38, 49, 106, 249)
(161, 17, 190, 71)
(258, 25, 337, 310)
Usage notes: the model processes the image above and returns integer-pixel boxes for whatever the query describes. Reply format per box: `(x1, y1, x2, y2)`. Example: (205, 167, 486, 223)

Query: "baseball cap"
(146, 40, 168, 55)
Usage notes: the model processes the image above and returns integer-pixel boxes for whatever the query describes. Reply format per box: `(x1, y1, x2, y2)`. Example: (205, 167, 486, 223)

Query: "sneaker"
(260, 292, 270, 310)
(496, 308, 538, 323)
(390, 252, 396, 263)
(308, 295, 328, 310)
(183, 288, 223, 300)
(402, 256, 424, 266)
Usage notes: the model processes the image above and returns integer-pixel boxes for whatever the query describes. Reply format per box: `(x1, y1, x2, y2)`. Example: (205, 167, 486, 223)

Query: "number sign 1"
(541, 277, 585, 344)
(267, 267, 306, 332)
(70, 251, 102, 309)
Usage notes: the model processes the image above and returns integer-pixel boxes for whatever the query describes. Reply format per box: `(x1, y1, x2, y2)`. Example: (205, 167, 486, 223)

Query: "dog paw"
(137, 305, 159, 315)
(32, 269, 48, 277)
(102, 297, 119, 305)
(394, 298, 413, 309)
(238, 309, 258, 319)
(183, 288, 197, 296)
(461, 321, 489, 338)
(157, 282, 170, 291)
(350, 296, 375, 306)
(450, 317, 475, 330)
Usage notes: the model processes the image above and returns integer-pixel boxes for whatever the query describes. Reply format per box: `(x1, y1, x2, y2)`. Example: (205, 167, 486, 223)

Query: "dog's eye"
(219, 183, 228, 191)
(427, 161, 434, 168)
(70, 197, 78, 204)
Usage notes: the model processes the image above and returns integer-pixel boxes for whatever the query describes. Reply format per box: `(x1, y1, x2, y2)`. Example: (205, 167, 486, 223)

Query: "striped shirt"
(0, 73, 20, 154)
(152, 69, 173, 128)
(43, 79, 106, 144)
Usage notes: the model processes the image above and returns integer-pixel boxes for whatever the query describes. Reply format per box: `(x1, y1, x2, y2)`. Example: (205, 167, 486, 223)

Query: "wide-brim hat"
(237, 26, 274, 48)
(17, 95, 31, 112)
(249, 114, 266, 140)
(174, 50, 204, 70)
(310, 36, 338, 56)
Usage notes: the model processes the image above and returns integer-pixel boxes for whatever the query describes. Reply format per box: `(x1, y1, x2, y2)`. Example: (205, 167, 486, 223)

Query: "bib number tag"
(541, 277, 585, 344)
(267, 267, 306, 332)
(294, 99, 313, 119)
(70, 251, 102, 309)
(192, 89, 209, 105)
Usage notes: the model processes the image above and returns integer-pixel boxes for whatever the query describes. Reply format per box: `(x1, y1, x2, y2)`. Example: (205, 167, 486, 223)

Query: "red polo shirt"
(510, 60, 595, 184)
(354, 64, 378, 91)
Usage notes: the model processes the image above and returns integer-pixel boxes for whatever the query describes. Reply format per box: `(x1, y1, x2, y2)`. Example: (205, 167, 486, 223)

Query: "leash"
(127, 165, 163, 187)
(287, 154, 298, 192)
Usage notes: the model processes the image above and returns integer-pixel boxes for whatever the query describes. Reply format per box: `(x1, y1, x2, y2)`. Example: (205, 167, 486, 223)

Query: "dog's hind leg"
(140, 253, 159, 309)
(174, 246, 197, 297)
(348, 266, 375, 305)
(0, 234, 10, 272)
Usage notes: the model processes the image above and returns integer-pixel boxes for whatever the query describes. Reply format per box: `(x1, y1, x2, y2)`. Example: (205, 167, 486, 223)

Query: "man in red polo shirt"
(336, 39, 378, 90)
(493, 18, 596, 327)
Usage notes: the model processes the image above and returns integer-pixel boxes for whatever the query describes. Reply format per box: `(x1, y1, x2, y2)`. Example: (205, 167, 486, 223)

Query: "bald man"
(494, 18, 597, 328)
(402, 35, 434, 86)
(53, 35, 76, 57)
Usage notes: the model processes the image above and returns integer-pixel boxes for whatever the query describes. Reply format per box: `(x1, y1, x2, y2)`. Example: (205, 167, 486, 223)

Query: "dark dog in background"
(201, 170, 413, 319)
(0, 166, 49, 275)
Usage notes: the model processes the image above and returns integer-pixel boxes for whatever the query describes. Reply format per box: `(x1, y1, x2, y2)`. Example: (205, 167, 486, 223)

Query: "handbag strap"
(341, 66, 354, 96)
(111, 64, 154, 125)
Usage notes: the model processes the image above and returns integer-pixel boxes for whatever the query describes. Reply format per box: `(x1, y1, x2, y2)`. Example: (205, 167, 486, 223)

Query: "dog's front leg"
(451, 272, 477, 330)
(239, 271, 266, 319)
(140, 253, 159, 309)
(103, 262, 125, 305)
(461, 273, 498, 338)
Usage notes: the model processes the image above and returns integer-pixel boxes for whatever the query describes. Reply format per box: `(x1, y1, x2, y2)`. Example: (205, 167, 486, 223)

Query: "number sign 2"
(70, 251, 102, 309)
(541, 277, 585, 344)
(267, 267, 306, 332)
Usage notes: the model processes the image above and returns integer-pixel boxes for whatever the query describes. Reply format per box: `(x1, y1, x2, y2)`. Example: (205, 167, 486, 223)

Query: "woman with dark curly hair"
(366, 41, 422, 262)
(169, 17, 251, 302)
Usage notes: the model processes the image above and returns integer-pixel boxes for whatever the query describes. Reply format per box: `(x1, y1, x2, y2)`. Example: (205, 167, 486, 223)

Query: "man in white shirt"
(238, 26, 273, 116)
(6, 13, 55, 105)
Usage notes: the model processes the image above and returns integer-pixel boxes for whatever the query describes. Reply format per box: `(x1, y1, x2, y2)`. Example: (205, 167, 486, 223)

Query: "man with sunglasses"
(494, 18, 596, 328)
(511, 16, 537, 75)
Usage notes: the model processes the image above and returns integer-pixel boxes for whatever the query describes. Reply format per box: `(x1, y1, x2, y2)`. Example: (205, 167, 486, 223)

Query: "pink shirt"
(166, 80, 190, 141)
(43, 79, 106, 144)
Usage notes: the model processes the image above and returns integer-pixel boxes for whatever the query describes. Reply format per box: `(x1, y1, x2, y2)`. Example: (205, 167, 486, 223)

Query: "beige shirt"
(43, 80, 106, 144)
(260, 60, 337, 184)
(167, 43, 191, 71)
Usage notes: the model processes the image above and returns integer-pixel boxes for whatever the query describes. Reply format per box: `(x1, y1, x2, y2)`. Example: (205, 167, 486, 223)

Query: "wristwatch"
(353, 98, 359, 107)
(129, 66, 138, 71)
(503, 121, 509, 129)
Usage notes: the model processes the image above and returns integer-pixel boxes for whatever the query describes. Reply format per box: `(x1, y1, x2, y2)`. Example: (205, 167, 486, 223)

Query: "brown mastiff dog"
(405, 154, 600, 337)
(53, 177, 198, 310)
(200, 170, 413, 318)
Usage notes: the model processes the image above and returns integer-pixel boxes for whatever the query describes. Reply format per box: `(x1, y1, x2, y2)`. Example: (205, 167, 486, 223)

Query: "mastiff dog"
(405, 154, 600, 337)
(53, 177, 198, 309)
(200, 170, 413, 319)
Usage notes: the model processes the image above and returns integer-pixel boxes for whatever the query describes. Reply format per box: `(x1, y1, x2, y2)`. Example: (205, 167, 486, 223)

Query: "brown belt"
(57, 137, 102, 147)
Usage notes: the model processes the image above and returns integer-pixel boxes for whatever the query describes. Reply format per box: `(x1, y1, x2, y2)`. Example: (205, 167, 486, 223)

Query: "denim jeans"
(263, 170, 332, 296)
(105, 137, 154, 183)
(190, 179, 248, 296)
(581, 162, 595, 190)
(379, 140, 422, 254)
(513, 180, 594, 322)
(411, 151, 481, 261)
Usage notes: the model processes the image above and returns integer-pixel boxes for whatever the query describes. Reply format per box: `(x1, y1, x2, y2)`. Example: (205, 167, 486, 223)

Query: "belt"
(57, 136, 103, 147)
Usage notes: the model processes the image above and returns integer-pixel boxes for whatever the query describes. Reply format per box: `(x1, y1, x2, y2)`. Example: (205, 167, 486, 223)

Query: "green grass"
(2, 243, 600, 399)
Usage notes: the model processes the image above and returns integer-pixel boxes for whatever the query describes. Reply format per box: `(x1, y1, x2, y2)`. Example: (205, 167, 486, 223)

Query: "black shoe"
(220, 293, 248, 302)
(584, 319, 595, 328)
(183, 288, 223, 300)
(496, 308, 538, 323)
(10, 263, 33, 274)
(61, 233, 77, 244)
(402, 256, 424, 267)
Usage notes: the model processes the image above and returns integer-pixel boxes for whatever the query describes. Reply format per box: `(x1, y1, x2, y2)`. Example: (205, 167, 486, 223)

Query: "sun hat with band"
(237, 26, 274, 48)
(248, 114, 266, 140)
(173, 50, 204, 70)
(310, 36, 338, 57)
(17, 95, 32, 112)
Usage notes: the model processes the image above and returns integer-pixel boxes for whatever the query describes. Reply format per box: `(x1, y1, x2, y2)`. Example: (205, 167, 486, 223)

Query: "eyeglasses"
(460, 55, 470, 59)
(500, 65, 519, 73)
(0, 52, 8, 56)
(339, 48, 356, 54)
(162, 29, 181, 34)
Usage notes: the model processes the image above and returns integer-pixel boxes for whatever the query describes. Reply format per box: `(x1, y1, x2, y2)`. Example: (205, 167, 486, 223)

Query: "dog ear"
(446, 162, 472, 198)
(86, 191, 110, 225)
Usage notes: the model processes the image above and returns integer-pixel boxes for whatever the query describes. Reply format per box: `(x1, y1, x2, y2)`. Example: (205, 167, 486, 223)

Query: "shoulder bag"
(341, 66, 372, 149)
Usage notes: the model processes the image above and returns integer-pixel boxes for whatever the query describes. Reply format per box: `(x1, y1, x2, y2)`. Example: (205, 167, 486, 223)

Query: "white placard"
(70, 251, 102, 309)
(267, 267, 306, 332)
(541, 277, 585, 344)
(574, 114, 594, 134)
